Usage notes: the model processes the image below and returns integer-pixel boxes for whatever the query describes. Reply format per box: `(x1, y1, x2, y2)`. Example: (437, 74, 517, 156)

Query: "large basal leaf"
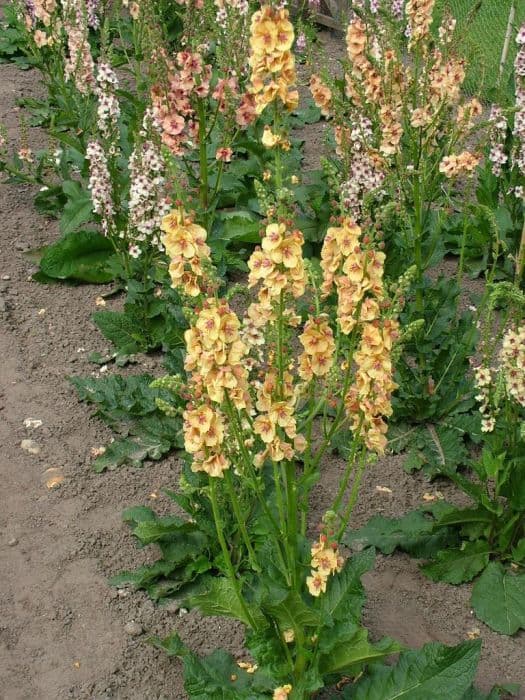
(345, 511, 435, 556)
(342, 640, 481, 699)
(59, 188, 94, 235)
(318, 621, 401, 676)
(188, 577, 266, 629)
(320, 548, 375, 625)
(345, 505, 457, 560)
(40, 230, 116, 283)
(471, 562, 525, 634)
(91, 427, 177, 472)
(263, 591, 321, 629)
(420, 541, 490, 585)
(71, 374, 159, 420)
(182, 646, 275, 699)
(92, 310, 147, 354)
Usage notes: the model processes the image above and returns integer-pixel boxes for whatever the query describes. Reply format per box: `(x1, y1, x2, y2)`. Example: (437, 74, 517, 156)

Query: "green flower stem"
(197, 100, 209, 220)
(284, 460, 299, 590)
(208, 477, 258, 630)
(331, 413, 365, 515)
(223, 394, 289, 579)
(223, 469, 260, 572)
(273, 460, 294, 582)
(337, 448, 368, 540)
(413, 175, 424, 316)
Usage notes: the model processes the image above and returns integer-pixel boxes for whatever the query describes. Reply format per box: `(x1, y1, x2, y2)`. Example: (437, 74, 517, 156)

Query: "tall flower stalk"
(155, 8, 407, 696)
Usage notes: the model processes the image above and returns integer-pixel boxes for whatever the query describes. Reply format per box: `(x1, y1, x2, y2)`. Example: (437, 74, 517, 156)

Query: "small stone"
(124, 621, 143, 637)
(23, 418, 43, 429)
(21, 439, 41, 455)
(117, 588, 129, 598)
(1, 274, 10, 281)
(8, 537, 18, 546)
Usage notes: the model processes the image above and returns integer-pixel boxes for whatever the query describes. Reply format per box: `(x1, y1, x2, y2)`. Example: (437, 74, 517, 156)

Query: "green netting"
(434, 0, 525, 102)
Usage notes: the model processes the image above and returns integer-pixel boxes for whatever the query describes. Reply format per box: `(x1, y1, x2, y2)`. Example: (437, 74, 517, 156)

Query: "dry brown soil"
(1, 30, 524, 700)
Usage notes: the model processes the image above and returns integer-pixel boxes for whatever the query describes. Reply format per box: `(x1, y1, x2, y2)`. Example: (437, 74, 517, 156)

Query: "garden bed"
(1, 24, 524, 696)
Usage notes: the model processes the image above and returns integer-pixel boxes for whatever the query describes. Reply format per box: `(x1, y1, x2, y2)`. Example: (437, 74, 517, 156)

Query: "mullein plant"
(144, 6, 424, 696)
(486, 23, 525, 284)
(309, 0, 485, 290)
(148, 0, 257, 230)
(309, 1, 493, 455)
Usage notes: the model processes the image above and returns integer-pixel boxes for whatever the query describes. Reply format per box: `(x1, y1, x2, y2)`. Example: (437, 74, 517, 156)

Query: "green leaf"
(39, 230, 116, 283)
(91, 431, 175, 472)
(420, 541, 490, 584)
(471, 562, 525, 634)
(345, 511, 435, 556)
(148, 631, 188, 657)
(188, 577, 266, 629)
(181, 646, 275, 699)
(59, 189, 94, 235)
(92, 311, 147, 354)
(264, 591, 320, 629)
(320, 548, 375, 624)
(343, 640, 481, 699)
(319, 622, 401, 676)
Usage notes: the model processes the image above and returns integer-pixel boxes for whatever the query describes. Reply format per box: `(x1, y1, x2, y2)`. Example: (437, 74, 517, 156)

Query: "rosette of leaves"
(70, 372, 184, 471)
(389, 276, 481, 477)
(346, 443, 525, 634)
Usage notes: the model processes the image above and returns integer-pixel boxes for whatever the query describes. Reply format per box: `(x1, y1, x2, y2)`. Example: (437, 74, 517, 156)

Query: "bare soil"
(1, 31, 524, 700)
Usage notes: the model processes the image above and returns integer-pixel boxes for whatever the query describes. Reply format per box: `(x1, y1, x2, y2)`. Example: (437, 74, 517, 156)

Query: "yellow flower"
(262, 126, 281, 149)
(273, 685, 292, 700)
(306, 571, 327, 597)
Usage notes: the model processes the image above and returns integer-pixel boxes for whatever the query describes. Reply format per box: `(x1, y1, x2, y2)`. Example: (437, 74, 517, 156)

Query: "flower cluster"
(513, 26, 525, 178)
(95, 61, 120, 141)
(86, 140, 114, 235)
(439, 151, 480, 178)
(62, 0, 95, 94)
(183, 402, 230, 477)
(151, 51, 211, 156)
(320, 218, 384, 334)
(160, 209, 212, 297)
(488, 106, 508, 177)
(251, 367, 307, 466)
(500, 324, 525, 408)
(127, 137, 170, 255)
(248, 221, 307, 303)
(406, 0, 435, 46)
(306, 535, 343, 597)
(248, 6, 298, 114)
(298, 316, 335, 380)
(182, 299, 252, 477)
(309, 74, 331, 116)
(473, 364, 497, 433)
(346, 319, 399, 453)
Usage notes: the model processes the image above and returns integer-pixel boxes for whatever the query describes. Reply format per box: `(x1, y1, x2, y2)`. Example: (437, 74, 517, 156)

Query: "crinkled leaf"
(40, 230, 116, 283)
(345, 506, 457, 560)
(92, 311, 147, 354)
(471, 562, 525, 634)
(345, 511, 435, 556)
(420, 541, 490, 584)
(342, 640, 481, 699)
(319, 621, 401, 676)
(59, 190, 94, 235)
(263, 591, 320, 629)
(320, 548, 375, 624)
(182, 647, 275, 699)
(188, 577, 266, 629)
